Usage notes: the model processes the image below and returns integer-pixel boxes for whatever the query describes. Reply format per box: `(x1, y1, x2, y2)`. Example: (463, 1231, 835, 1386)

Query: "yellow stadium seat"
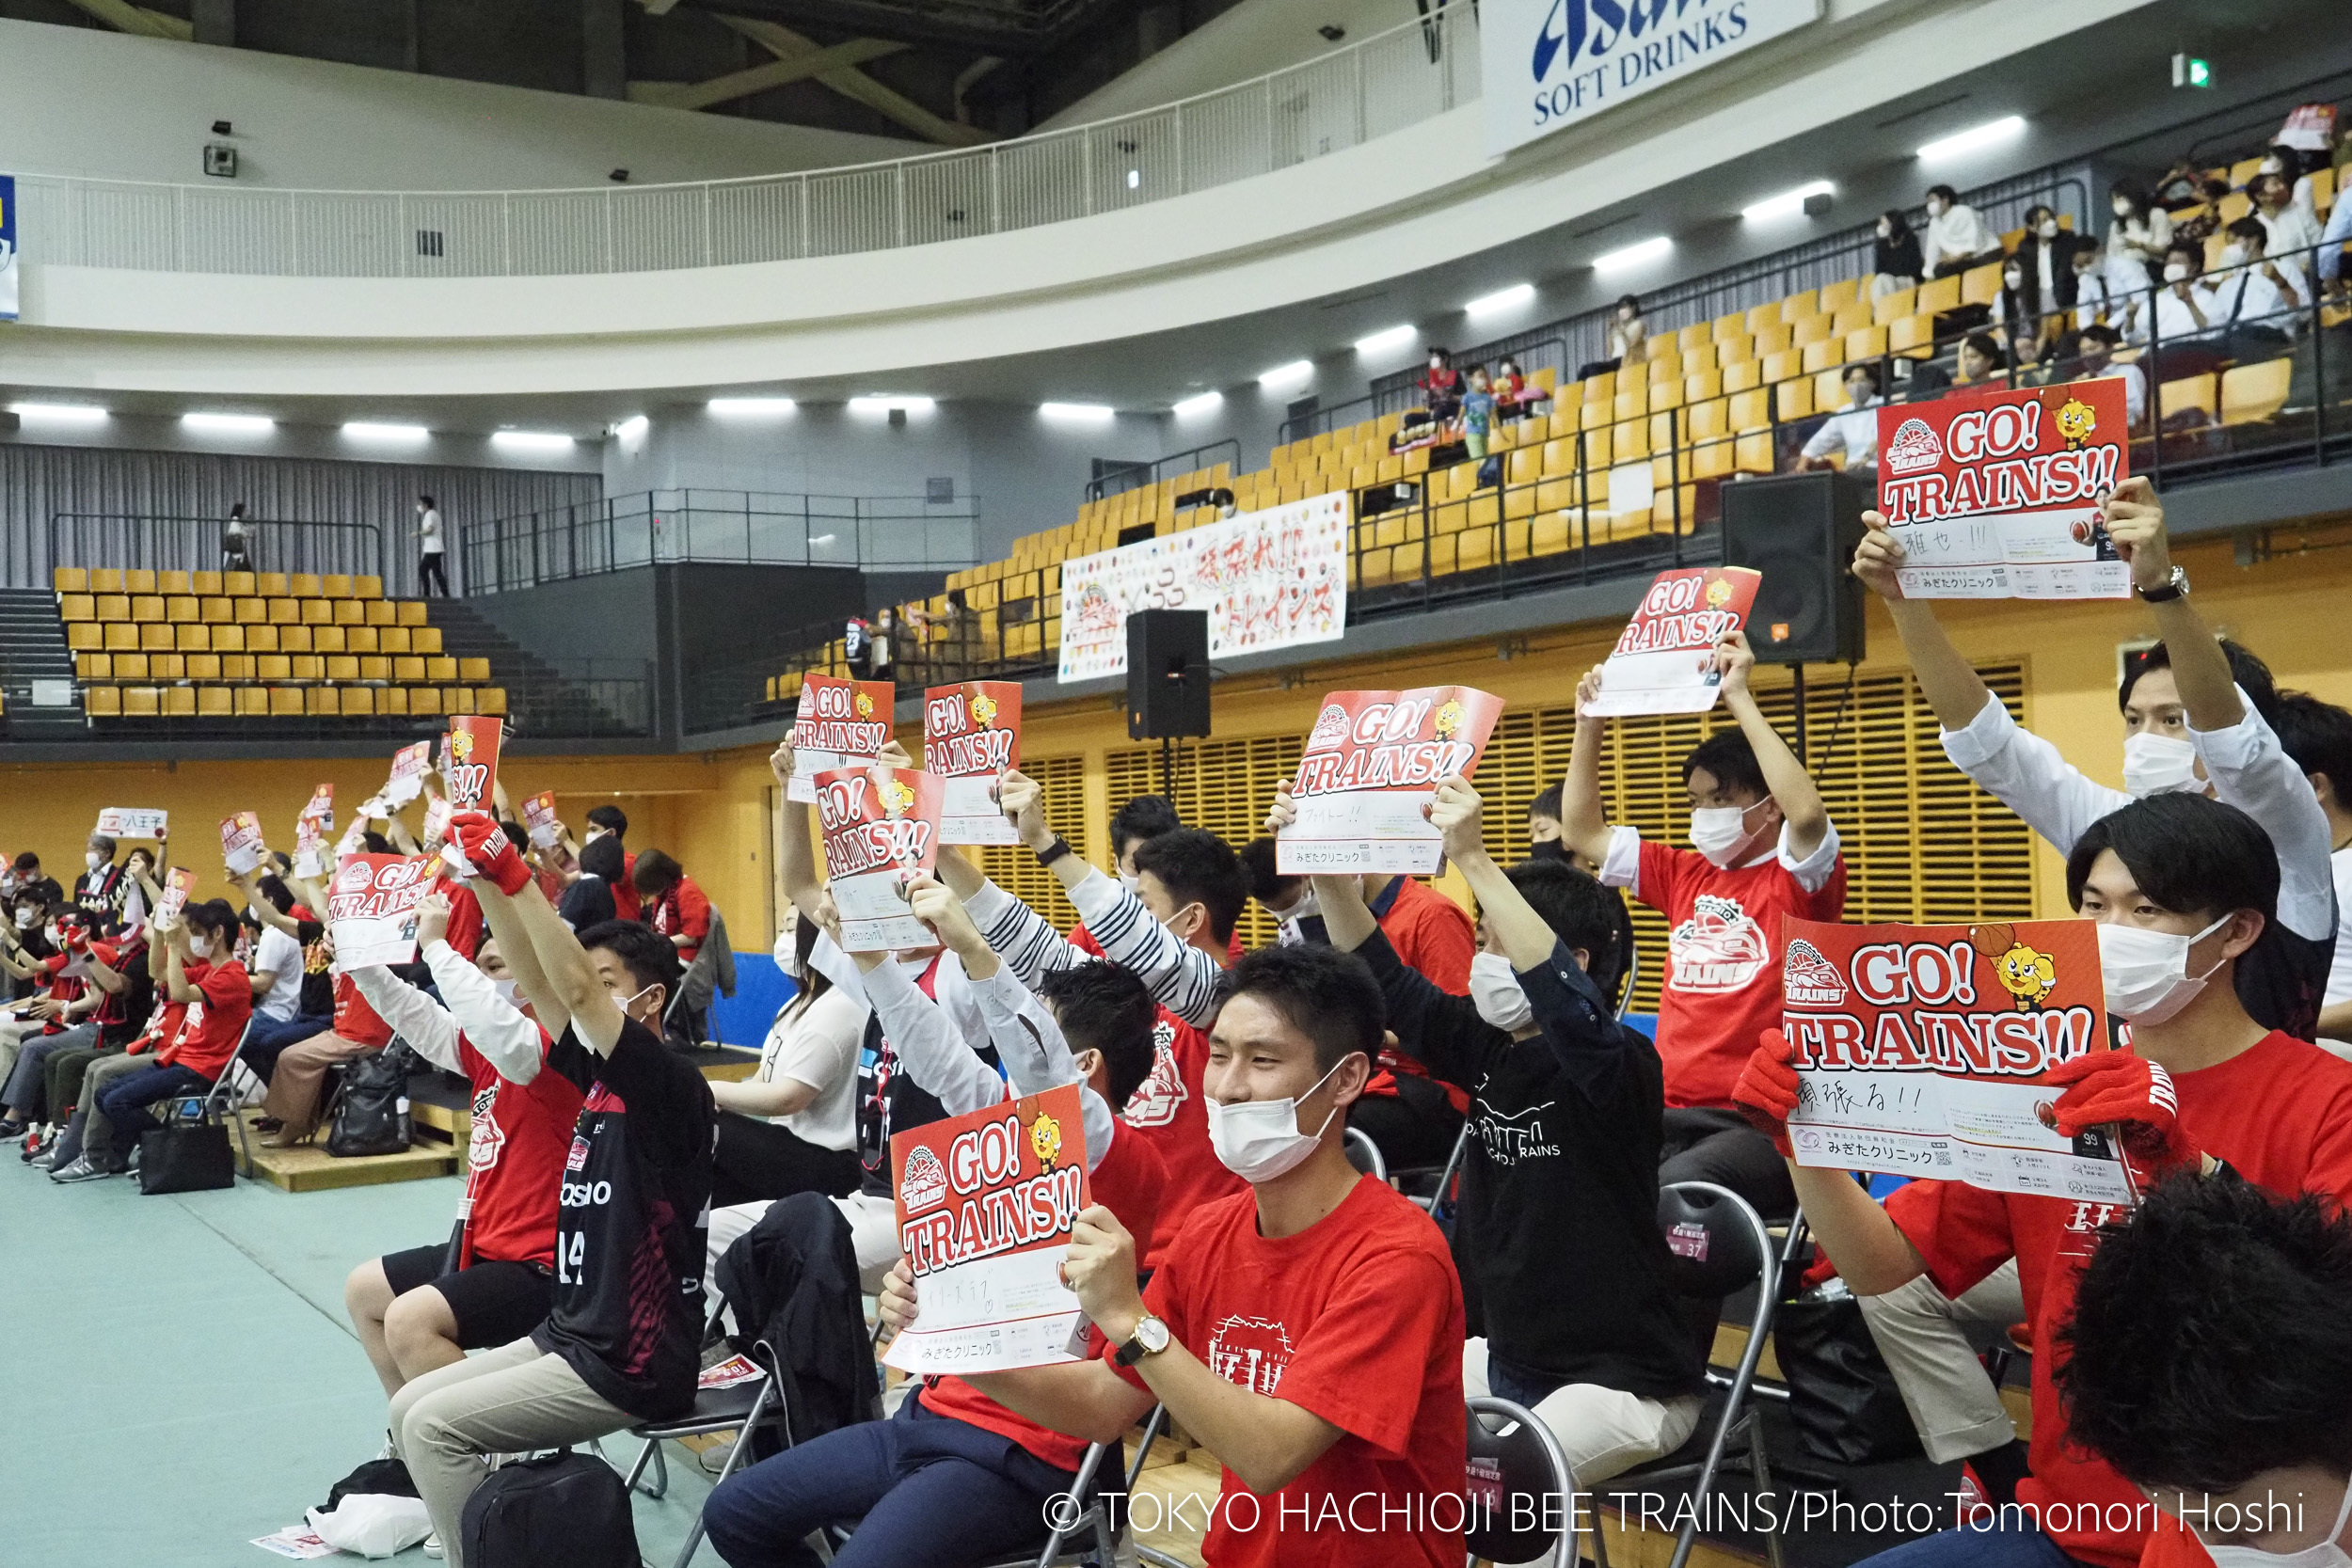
(1872, 285, 1918, 326)
(125, 570, 156, 594)
(341, 687, 375, 716)
(247, 572, 278, 596)
(409, 688, 441, 717)
(458, 657, 491, 683)
(348, 627, 379, 654)
(199, 597, 231, 624)
(393, 656, 425, 683)
(162, 687, 196, 718)
(85, 687, 121, 718)
(380, 627, 412, 655)
(160, 571, 192, 595)
(412, 628, 442, 656)
(1735, 431, 1776, 473)
(326, 655, 359, 683)
(1959, 262, 2004, 307)
(1847, 325, 1889, 362)
(397, 601, 429, 627)
(446, 689, 475, 715)
(324, 574, 353, 598)
(138, 624, 172, 652)
(102, 623, 137, 652)
(1890, 312, 1936, 357)
(1791, 315, 1834, 349)
(246, 626, 278, 653)
(1802, 340, 1840, 374)
(364, 600, 396, 626)
(67, 623, 101, 652)
(2160, 373, 2217, 423)
(300, 599, 332, 626)
(359, 656, 391, 682)
(477, 688, 508, 718)
(174, 625, 209, 653)
(213, 624, 245, 653)
(266, 598, 299, 625)
(1780, 289, 1820, 324)
(332, 599, 364, 626)
(1820, 277, 1862, 313)
(290, 574, 323, 598)
(186, 654, 221, 682)
(221, 654, 256, 682)
(2221, 358, 2293, 425)
(268, 688, 303, 717)
(75, 653, 108, 681)
(198, 687, 232, 718)
(1688, 398, 1729, 441)
(122, 687, 160, 717)
(130, 595, 163, 623)
(290, 655, 325, 682)
(1915, 275, 1962, 316)
(304, 686, 336, 717)
(424, 655, 458, 685)
(232, 597, 265, 624)
(314, 626, 346, 654)
(59, 594, 95, 622)
(191, 571, 223, 596)
(381, 687, 410, 716)
(151, 653, 184, 680)
(114, 653, 149, 682)
(89, 568, 124, 594)
(1723, 358, 1762, 394)
(257, 655, 292, 682)
(1760, 349, 1804, 385)
(1777, 378, 1817, 420)
(54, 567, 88, 594)
(351, 573, 380, 600)
(233, 687, 268, 716)
(280, 626, 312, 654)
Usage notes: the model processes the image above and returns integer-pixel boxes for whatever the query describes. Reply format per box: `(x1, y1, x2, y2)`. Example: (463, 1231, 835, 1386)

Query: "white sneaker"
(421, 1533, 443, 1559)
(49, 1156, 111, 1184)
(697, 1439, 737, 1475)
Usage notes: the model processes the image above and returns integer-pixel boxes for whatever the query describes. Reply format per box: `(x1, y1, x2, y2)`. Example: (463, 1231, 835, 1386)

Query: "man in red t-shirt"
(344, 891, 583, 1397)
(1734, 792, 2352, 1568)
(887, 942, 1467, 1568)
(1561, 628, 1844, 1220)
(701, 886, 1168, 1568)
(59, 899, 253, 1180)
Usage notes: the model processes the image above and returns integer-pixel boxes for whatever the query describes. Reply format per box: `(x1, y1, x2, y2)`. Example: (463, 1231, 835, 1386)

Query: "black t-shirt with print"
(531, 1012, 715, 1422)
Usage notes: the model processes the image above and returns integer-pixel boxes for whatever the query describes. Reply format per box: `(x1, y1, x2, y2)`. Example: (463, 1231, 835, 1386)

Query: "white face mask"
(491, 977, 518, 1007)
(1876, 222, 1892, 239)
(85, 851, 103, 871)
(2198, 1477, 2352, 1568)
(13, 910, 33, 929)
(1205, 1055, 1347, 1183)
(1470, 952, 1535, 1034)
(2114, 198, 2135, 216)
(2122, 732, 2201, 797)
(2097, 911, 2233, 1026)
(1274, 886, 1319, 925)
(1926, 198, 1947, 217)
(187, 934, 212, 959)
(614, 980, 656, 1023)
(2166, 261, 2192, 282)
(2038, 220, 2060, 240)
(1690, 801, 1772, 869)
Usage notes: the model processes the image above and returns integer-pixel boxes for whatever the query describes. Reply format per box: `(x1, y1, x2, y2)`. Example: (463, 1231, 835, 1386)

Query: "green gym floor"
(6, 1167, 719, 1568)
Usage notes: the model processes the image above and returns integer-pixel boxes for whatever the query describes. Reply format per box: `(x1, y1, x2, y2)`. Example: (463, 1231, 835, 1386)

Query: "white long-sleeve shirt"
(1939, 689, 2335, 943)
(2318, 198, 2352, 286)
(967, 868, 1224, 1029)
(1925, 201, 1997, 269)
(1801, 397, 1883, 467)
(348, 939, 544, 1083)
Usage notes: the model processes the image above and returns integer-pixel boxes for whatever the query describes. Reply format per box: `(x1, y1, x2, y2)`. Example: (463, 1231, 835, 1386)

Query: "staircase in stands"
(424, 600, 646, 739)
(0, 588, 86, 736)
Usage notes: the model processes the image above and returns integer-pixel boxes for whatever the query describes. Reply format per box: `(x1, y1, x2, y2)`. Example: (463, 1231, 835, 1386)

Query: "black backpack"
(457, 1450, 638, 1568)
(326, 1043, 418, 1158)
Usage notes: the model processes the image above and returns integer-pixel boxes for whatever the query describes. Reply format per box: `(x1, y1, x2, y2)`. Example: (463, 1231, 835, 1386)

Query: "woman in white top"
(2251, 165, 2325, 288)
(706, 917, 866, 1207)
(416, 494, 449, 597)
(2106, 179, 2172, 287)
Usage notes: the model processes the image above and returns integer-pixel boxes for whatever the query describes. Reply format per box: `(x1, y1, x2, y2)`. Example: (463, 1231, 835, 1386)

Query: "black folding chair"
(1597, 1180, 1785, 1568)
(613, 1329, 792, 1568)
(1466, 1394, 1590, 1568)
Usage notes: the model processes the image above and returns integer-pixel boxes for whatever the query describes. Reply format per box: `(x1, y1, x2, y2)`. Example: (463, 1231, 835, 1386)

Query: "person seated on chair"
(15, 921, 151, 1168)
(1734, 791, 2352, 1568)
(1287, 775, 1708, 1496)
(390, 814, 713, 1568)
(1343, 867, 1476, 1172)
(30, 930, 168, 1173)
(1795, 361, 1885, 476)
(633, 847, 712, 1042)
(55, 899, 251, 1182)
(343, 891, 582, 1402)
(701, 880, 1165, 1568)
(0, 910, 106, 1136)
(1558, 630, 1846, 1223)
(882, 942, 1468, 1568)
(229, 869, 324, 1083)
(706, 914, 867, 1211)
(2060, 1174, 2352, 1568)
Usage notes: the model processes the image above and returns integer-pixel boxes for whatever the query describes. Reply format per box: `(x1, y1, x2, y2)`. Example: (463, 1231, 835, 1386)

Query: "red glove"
(450, 811, 531, 897)
(1733, 1028, 1802, 1157)
(2045, 1049, 2197, 1183)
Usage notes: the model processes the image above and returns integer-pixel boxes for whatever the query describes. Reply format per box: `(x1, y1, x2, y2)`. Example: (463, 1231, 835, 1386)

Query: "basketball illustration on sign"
(900, 1144, 948, 1214)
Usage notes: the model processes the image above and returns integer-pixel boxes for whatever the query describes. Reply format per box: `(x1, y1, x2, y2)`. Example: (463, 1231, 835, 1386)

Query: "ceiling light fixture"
(1593, 235, 1672, 272)
(1916, 115, 2026, 160)
(1464, 283, 1535, 316)
(181, 412, 275, 434)
(1353, 324, 1416, 355)
(490, 430, 574, 451)
(1257, 359, 1313, 388)
(1172, 390, 1223, 418)
(612, 415, 649, 438)
(848, 395, 936, 414)
(1740, 181, 1836, 222)
(8, 403, 108, 423)
(341, 420, 429, 441)
(707, 397, 796, 415)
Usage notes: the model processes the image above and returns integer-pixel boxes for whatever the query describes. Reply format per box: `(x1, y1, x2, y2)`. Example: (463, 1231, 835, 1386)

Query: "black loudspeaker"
(1721, 471, 1869, 665)
(1126, 609, 1211, 740)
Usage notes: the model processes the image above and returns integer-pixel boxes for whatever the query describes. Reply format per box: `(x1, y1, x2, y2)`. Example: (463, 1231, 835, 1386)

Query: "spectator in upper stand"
(557, 832, 622, 932)
(1578, 295, 1648, 381)
(2153, 156, 2205, 210)
(2253, 161, 2326, 289)
(1992, 256, 2048, 367)
(1418, 346, 1463, 421)
(1460, 365, 1496, 460)
(1492, 356, 1537, 419)
(1107, 794, 1183, 890)
(868, 606, 897, 682)
(2269, 692, 2352, 1057)
(2108, 179, 2175, 286)
(581, 804, 637, 921)
(223, 502, 253, 575)
(1957, 331, 2007, 385)
(416, 495, 449, 597)
(1559, 629, 1845, 1222)
(2138, 242, 2233, 380)
(72, 833, 125, 929)
(2069, 325, 2150, 432)
(2012, 203, 2093, 319)
(1796, 361, 1884, 476)
(1872, 209, 1925, 299)
(1922, 184, 2000, 278)
(2070, 241, 2128, 336)
(2209, 217, 2308, 354)
(2170, 177, 2234, 252)
(2318, 181, 2352, 297)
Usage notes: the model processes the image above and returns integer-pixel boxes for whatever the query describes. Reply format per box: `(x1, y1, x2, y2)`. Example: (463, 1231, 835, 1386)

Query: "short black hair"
(2079, 323, 2123, 349)
(2065, 792, 2280, 926)
(1497, 860, 1629, 1000)
(2165, 239, 2201, 271)
(1925, 182, 1959, 204)
(1961, 330, 2004, 366)
(1108, 795, 1183, 859)
(1528, 783, 1563, 822)
(580, 833, 627, 883)
(1034, 963, 1158, 1111)
(1223, 942, 1384, 1074)
(1844, 360, 1883, 395)
(1237, 836, 1301, 910)
(586, 804, 628, 839)
(1132, 829, 1248, 946)
(418, 493, 437, 508)
(254, 874, 296, 915)
(1614, 293, 1642, 314)
(2058, 1174, 2352, 1493)
(12, 852, 39, 874)
(185, 897, 240, 940)
(2273, 692, 2352, 804)
(2119, 637, 2279, 725)
(574, 918, 683, 1002)
(631, 847, 684, 898)
(1682, 728, 1769, 800)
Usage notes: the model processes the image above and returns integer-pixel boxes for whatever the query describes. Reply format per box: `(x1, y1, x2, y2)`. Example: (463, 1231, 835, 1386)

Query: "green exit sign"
(2172, 53, 2214, 88)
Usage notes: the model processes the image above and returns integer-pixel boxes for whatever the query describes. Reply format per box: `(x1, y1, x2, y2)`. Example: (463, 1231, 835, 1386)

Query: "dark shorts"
(379, 1243, 556, 1351)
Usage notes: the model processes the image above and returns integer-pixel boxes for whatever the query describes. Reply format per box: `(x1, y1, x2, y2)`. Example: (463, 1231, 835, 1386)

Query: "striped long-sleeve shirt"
(965, 869, 1225, 1028)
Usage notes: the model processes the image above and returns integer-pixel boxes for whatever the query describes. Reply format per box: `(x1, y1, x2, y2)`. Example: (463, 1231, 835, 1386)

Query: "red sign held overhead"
(1583, 567, 1761, 717)
(440, 717, 502, 811)
(815, 765, 943, 952)
(924, 681, 1023, 847)
(789, 674, 896, 803)
(1277, 685, 1503, 875)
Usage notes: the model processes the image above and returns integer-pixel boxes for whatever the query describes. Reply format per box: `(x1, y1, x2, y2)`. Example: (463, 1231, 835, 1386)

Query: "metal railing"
(14, 9, 1477, 280)
(464, 488, 981, 594)
(47, 513, 385, 585)
(1085, 438, 1243, 502)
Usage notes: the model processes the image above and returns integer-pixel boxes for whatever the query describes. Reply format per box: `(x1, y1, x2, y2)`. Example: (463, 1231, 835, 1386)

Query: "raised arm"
(349, 961, 462, 1074)
(448, 815, 576, 1044)
(158, 918, 202, 1005)
(2105, 480, 2240, 731)
(417, 892, 544, 1083)
(770, 741, 826, 920)
(1715, 630, 1830, 860)
(1851, 516, 1996, 731)
(1560, 665, 1626, 867)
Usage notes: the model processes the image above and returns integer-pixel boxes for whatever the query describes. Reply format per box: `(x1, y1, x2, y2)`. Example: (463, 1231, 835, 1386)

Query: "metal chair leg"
(1749, 1413, 1784, 1568)
(621, 1435, 668, 1499)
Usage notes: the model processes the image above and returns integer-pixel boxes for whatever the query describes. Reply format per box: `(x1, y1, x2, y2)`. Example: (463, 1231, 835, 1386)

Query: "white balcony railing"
(17, 8, 1478, 280)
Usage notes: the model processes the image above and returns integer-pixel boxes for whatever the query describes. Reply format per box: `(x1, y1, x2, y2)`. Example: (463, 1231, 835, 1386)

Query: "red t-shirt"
(1630, 838, 1847, 1107)
(1884, 1032, 2352, 1568)
(1104, 1177, 1466, 1568)
(157, 959, 254, 1082)
(612, 849, 641, 923)
(125, 993, 189, 1057)
(334, 973, 396, 1048)
(34, 953, 82, 1036)
(652, 877, 712, 965)
(457, 1027, 581, 1270)
(918, 1120, 1167, 1470)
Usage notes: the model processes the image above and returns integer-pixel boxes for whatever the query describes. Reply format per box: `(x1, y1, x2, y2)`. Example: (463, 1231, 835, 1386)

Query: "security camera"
(1318, 24, 1345, 40)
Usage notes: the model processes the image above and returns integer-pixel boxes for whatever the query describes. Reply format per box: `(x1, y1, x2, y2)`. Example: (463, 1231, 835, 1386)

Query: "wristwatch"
(1036, 836, 1075, 868)
(1113, 1315, 1171, 1368)
(2137, 565, 2189, 603)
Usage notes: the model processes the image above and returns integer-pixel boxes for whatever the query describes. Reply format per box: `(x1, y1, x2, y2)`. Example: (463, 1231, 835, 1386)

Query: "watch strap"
(2137, 566, 2187, 603)
(1036, 836, 1074, 868)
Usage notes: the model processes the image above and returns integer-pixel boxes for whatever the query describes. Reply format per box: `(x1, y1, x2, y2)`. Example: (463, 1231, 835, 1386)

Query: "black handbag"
(458, 1449, 639, 1568)
(1772, 1288, 1924, 1465)
(326, 1043, 417, 1158)
(137, 1091, 235, 1194)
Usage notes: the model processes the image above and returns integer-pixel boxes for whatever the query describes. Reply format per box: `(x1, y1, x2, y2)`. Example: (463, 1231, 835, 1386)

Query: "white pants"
(1869, 271, 1919, 301)
(1856, 1259, 2025, 1464)
(706, 1192, 904, 1303)
(1463, 1338, 1705, 1565)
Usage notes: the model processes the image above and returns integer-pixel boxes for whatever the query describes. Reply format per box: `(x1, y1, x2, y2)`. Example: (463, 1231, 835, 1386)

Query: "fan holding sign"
(1274, 685, 1504, 876)
(1581, 567, 1762, 717)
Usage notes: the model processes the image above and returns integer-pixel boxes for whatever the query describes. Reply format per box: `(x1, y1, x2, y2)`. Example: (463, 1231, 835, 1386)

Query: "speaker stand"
(1791, 662, 1807, 765)
(1161, 736, 1177, 802)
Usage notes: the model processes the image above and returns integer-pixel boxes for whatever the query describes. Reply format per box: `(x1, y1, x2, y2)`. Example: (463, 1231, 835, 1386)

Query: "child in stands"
(884, 942, 1468, 1568)
(1558, 627, 1846, 1219)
